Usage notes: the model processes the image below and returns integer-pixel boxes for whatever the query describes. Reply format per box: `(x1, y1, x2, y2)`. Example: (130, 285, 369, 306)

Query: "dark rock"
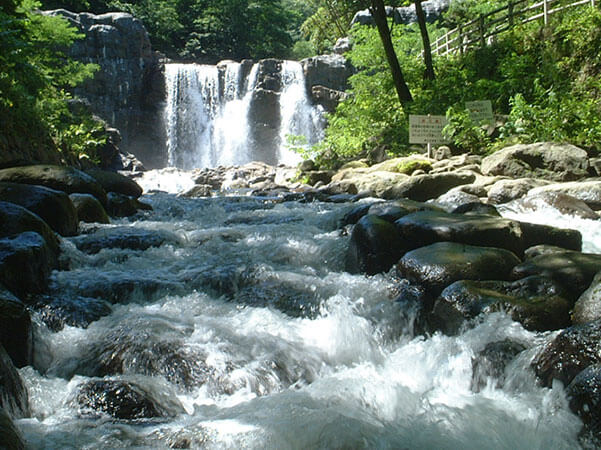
(452, 202, 500, 216)
(0, 182, 78, 236)
(85, 168, 143, 198)
(511, 250, 601, 301)
(533, 320, 601, 387)
(573, 271, 601, 325)
(310, 85, 348, 112)
(396, 242, 521, 298)
(306, 170, 335, 186)
(0, 286, 32, 368)
(248, 88, 281, 165)
(0, 165, 107, 206)
(0, 201, 60, 254)
(339, 203, 373, 227)
(0, 232, 58, 298)
(394, 210, 524, 255)
(431, 276, 572, 334)
(301, 54, 354, 93)
(346, 215, 406, 275)
(0, 345, 30, 418)
(34, 295, 112, 332)
(76, 380, 170, 420)
(566, 364, 601, 443)
(0, 407, 26, 450)
(481, 143, 589, 181)
(106, 192, 149, 217)
(471, 341, 526, 392)
(369, 199, 442, 223)
(69, 193, 110, 224)
(70, 226, 176, 254)
(519, 221, 582, 252)
(383, 172, 477, 201)
(523, 244, 569, 259)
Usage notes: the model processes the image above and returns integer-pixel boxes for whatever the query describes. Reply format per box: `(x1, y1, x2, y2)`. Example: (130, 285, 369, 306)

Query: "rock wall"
(301, 54, 354, 113)
(352, 0, 451, 26)
(43, 10, 167, 169)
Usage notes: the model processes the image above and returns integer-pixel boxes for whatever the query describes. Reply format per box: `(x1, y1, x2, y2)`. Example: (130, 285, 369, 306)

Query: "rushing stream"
(16, 170, 595, 449)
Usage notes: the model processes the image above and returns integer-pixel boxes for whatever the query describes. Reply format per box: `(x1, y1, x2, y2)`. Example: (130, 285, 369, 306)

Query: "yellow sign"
(409, 115, 449, 145)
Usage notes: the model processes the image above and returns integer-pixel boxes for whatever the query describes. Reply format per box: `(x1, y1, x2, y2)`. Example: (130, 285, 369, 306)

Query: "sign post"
(465, 100, 494, 126)
(409, 114, 449, 158)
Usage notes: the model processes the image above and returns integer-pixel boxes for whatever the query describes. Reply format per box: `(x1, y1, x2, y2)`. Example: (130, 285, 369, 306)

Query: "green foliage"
(0, 0, 102, 162)
(443, 106, 490, 154)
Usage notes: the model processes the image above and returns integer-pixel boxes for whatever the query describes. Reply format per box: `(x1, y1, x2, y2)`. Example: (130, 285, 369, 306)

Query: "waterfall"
(164, 60, 324, 170)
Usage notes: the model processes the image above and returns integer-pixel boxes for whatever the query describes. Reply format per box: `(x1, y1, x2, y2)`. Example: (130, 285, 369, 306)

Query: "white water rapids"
(16, 170, 598, 449)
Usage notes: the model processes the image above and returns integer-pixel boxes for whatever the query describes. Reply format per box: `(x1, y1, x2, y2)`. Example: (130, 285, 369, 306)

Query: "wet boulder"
(0, 182, 78, 236)
(0, 345, 30, 418)
(76, 380, 174, 420)
(0, 201, 59, 254)
(532, 319, 601, 387)
(451, 202, 500, 216)
(346, 214, 406, 275)
(481, 143, 589, 181)
(511, 251, 601, 301)
(431, 276, 572, 334)
(0, 232, 58, 298)
(512, 191, 599, 220)
(85, 168, 143, 198)
(0, 286, 32, 368)
(368, 199, 442, 223)
(394, 210, 524, 255)
(0, 407, 26, 450)
(396, 242, 521, 298)
(528, 180, 601, 210)
(70, 226, 176, 254)
(573, 271, 601, 325)
(383, 171, 477, 201)
(566, 364, 601, 444)
(518, 221, 581, 252)
(69, 193, 110, 224)
(0, 164, 107, 206)
(471, 340, 526, 392)
(34, 295, 112, 332)
(339, 203, 373, 227)
(106, 192, 152, 217)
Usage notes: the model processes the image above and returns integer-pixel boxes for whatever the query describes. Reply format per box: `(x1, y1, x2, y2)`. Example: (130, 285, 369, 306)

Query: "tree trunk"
(414, 0, 435, 80)
(369, 0, 413, 106)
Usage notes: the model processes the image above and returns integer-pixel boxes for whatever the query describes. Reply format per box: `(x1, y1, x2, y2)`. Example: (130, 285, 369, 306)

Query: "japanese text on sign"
(409, 115, 449, 145)
(465, 100, 494, 126)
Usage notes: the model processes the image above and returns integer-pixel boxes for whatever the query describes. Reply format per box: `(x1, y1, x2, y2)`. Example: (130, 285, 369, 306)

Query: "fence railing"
(431, 0, 598, 56)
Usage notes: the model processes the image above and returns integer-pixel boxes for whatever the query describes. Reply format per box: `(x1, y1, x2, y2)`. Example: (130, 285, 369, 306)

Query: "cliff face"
(43, 10, 167, 168)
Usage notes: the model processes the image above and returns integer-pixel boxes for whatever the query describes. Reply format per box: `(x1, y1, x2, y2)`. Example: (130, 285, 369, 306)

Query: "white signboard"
(409, 115, 449, 145)
(465, 100, 494, 126)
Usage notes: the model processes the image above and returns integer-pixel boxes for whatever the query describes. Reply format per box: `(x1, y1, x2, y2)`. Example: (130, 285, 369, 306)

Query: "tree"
(369, 0, 413, 105)
(414, 0, 435, 80)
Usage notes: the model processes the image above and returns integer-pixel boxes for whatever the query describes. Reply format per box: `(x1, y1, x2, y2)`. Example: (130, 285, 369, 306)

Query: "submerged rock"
(0, 182, 78, 236)
(76, 380, 175, 420)
(346, 214, 405, 275)
(70, 226, 177, 254)
(481, 142, 589, 181)
(431, 276, 572, 334)
(533, 319, 601, 387)
(0, 286, 32, 368)
(0, 407, 26, 450)
(69, 193, 110, 224)
(34, 295, 112, 332)
(513, 191, 599, 220)
(0, 165, 107, 206)
(106, 191, 152, 217)
(471, 340, 526, 392)
(0, 345, 30, 418)
(566, 364, 601, 444)
(396, 242, 521, 298)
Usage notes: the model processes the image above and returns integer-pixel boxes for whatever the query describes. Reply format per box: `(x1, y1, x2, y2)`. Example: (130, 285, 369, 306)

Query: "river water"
(16, 170, 592, 449)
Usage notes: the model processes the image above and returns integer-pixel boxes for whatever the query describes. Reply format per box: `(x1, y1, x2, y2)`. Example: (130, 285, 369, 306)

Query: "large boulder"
(511, 250, 601, 302)
(70, 226, 177, 254)
(0, 182, 78, 236)
(34, 295, 112, 332)
(106, 192, 152, 217)
(511, 191, 599, 220)
(0, 165, 107, 206)
(301, 54, 354, 94)
(396, 242, 521, 298)
(487, 178, 549, 204)
(394, 210, 524, 255)
(566, 364, 601, 444)
(518, 221, 582, 252)
(84, 168, 143, 198)
(533, 319, 601, 387)
(368, 199, 442, 223)
(329, 169, 409, 197)
(0, 287, 32, 368)
(0, 201, 60, 254)
(431, 276, 572, 334)
(573, 271, 601, 325)
(0, 407, 26, 450)
(528, 180, 601, 210)
(481, 143, 589, 181)
(0, 232, 58, 298)
(69, 193, 110, 224)
(345, 214, 406, 275)
(0, 345, 30, 419)
(383, 171, 477, 201)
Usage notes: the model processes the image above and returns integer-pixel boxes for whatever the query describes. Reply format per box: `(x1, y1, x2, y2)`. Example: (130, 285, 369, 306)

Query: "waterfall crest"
(164, 60, 324, 170)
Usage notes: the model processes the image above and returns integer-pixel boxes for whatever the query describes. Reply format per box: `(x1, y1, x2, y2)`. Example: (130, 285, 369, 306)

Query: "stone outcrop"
(351, 0, 451, 26)
(0, 345, 30, 417)
(301, 54, 354, 110)
(43, 10, 166, 169)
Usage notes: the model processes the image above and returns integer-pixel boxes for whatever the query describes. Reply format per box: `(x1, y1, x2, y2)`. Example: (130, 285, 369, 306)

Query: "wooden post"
(445, 32, 449, 55)
(543, 0, 549, 25)
(479, 16, 486, 47)
(508, 3, 514, 27)
(458, 25, 463, 54)
(427, 143, 432, 159)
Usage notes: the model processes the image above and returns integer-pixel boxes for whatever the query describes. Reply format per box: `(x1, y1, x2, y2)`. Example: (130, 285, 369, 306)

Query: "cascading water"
(164, 60, 323, 170)
(15, 170, 597, 448)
